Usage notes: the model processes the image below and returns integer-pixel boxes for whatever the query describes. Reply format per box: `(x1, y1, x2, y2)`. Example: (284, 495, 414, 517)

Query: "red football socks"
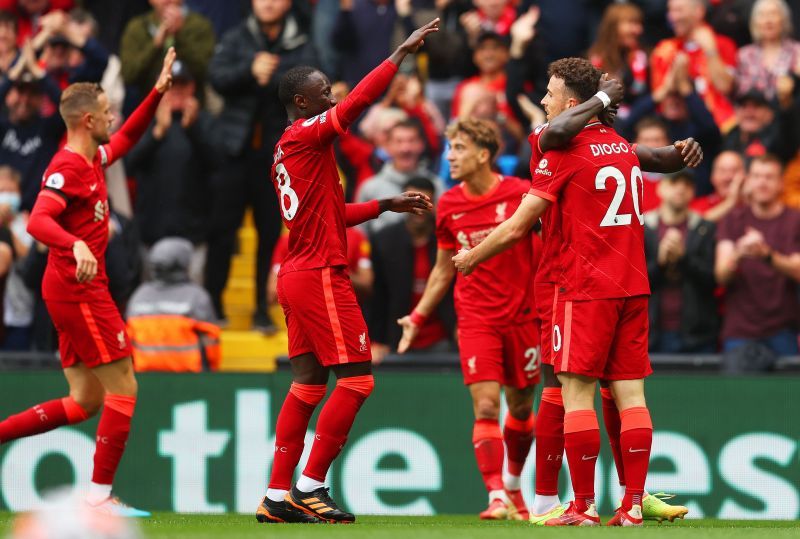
(303, 375, 374, 483)
(504, 413, 535, 476)
(0, 396, 89, 443)
(564, 409, 600, 513)
(600, 388, 625, 487)
(473, 419, 504, 492)
(92, 394, 136, 485)
(535, 388, 565, 496)
(620, 406, 653, 510)
(268, 383, 327, 490)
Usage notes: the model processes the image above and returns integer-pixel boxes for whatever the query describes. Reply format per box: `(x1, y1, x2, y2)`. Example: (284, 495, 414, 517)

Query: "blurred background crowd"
(0, 0, 797, 370)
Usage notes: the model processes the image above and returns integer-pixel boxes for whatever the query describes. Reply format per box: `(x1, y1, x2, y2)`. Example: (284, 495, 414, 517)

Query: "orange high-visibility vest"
(127, 315, 221, 372)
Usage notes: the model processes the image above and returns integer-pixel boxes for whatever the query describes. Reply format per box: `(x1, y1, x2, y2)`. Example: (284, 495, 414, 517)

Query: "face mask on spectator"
(0, 192, 21, 213)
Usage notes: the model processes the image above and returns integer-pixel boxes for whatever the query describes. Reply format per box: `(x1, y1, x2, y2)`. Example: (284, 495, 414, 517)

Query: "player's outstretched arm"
(345, 192, 433, 227)
(539, 75, 624, 153)
(636, 138, 703, 173)
(397, 247, 456, 354)
(332, 20, 439, 134)
(453, 194, 549, 276)
(105, 47, 176, 165)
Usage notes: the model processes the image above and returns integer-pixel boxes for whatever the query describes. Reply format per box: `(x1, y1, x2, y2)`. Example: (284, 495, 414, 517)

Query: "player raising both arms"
(454, 58, 702, 526)
(0, 48, 178, 517)
(256, 19, 439, 525)
(524, 63, 693, 525)
(398, 119, 541, 520)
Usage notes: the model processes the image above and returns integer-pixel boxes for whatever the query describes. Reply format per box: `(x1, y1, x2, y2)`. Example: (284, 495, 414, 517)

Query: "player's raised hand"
(600, 104, 618, 127)
(452, 248, 474, 276)
(598, 73, 624, 106)
(396, 316, 420, 354)
(674, 138, 703, 168)
(73, 240, 97, 283)
(381, 191, 434, 215)
(155, 47, 176, 94)
(397, 18, 440, 55)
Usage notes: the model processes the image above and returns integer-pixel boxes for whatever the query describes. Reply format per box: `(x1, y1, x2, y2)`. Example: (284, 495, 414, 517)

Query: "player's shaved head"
(59, 82, 104, 128)
(279, 65, 323, 107)
(446, 118, 500, 160)
(548, 58, 602, 103)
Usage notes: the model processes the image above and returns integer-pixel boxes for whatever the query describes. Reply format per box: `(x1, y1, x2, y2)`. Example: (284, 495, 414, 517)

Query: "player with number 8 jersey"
(257, 20, 439, 525)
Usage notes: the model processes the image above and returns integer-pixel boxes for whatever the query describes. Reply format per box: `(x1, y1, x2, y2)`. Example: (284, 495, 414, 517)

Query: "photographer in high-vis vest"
(126, 237, 220, 372)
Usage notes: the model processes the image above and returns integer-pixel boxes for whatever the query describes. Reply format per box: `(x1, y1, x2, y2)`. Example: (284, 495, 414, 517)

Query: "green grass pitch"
(2, 514, 799, 539)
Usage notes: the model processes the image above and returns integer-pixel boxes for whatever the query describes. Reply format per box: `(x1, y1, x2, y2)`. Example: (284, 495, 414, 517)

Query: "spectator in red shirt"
(459, 0, 516, 46)
(588, 2, 649, 108)
(451, 31, 523, 152)
(651, 0, 737, 131)
(715, 154, 800, 356)
(0, 0, 74, 46)
(0, 10, 18, 76)
(691, 150, 745, 222)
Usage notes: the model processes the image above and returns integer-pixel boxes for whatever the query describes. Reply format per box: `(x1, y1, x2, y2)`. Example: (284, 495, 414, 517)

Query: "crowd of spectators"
(0, 0, 796, 370)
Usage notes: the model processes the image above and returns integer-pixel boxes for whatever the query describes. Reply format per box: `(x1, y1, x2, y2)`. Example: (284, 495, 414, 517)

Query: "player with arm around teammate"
(525, 62, 695, 525)
(454, 58, 701, 526)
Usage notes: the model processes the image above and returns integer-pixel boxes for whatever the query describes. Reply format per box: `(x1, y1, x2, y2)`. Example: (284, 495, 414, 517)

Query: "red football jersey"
(436, 175, 537, 325)
(530, 122, 650, 300)
(271, 227, 371, 275)
(528, 124, 561, 285)
(39, 146, 114, 302)
(271, 110, 353, 275)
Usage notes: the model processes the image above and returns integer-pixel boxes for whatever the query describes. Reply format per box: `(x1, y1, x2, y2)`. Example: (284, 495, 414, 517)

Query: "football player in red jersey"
(454, 58, 702, 527)
(0, 48, 178, 517)
(397, 119, 541, 520)
(256, 20, 439, 525)
(525, 73, 692, 525)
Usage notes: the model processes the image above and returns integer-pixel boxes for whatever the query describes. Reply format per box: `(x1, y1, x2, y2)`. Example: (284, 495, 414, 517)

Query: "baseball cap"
(736, 90, 770, 107)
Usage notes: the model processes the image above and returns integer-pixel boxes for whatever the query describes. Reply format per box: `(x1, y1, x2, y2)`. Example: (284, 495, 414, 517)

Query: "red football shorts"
(458, 320, 540, 388)
(534, 281, 558, 367)
(551, 295, 652, 380)
(46, 295, 132, 369)
(277, 266, 371, 366)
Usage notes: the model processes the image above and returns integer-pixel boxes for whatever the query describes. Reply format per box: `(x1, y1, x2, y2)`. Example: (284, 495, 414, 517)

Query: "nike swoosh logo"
(628, 448, 649, 453)
(90, 184, 98, 191)
(582, 455, 598, 461)
(452, 213, 466, 220)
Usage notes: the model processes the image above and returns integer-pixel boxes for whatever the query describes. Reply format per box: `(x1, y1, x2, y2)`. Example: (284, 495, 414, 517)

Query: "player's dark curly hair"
(278, 65, 321, 107)
(548, 58, 602, 103)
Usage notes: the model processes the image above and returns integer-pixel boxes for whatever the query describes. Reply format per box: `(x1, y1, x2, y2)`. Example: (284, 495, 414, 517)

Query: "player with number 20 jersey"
(530, 122, 651, 380)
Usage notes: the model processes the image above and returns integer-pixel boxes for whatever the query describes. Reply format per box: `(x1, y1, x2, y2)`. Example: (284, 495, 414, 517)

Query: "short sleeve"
(347, 228, 372, 269)
(529, 150, 571, 203)
(528, 123, 548, 169)
(292, 109, 345, 149)
(41, 164, 83, 205)
(435, 204, 456, 251)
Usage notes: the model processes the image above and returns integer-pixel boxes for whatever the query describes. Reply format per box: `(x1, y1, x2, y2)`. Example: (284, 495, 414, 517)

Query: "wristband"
(409, 310, 428, 327)
(595, 91, 612, 109)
